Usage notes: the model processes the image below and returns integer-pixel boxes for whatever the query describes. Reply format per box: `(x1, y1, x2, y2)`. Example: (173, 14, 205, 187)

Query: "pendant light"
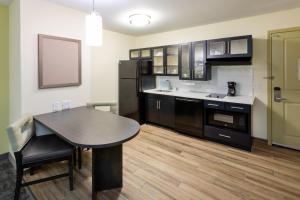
(86, 0, 102, 46)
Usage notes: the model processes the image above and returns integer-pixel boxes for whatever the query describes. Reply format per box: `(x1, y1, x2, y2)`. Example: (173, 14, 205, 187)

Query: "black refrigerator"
(119, 60, 156, 123)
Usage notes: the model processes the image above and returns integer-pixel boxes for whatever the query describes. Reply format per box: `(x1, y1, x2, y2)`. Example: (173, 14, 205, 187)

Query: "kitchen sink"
(206, 93, 227, 99)
(154, 89, 172, 92)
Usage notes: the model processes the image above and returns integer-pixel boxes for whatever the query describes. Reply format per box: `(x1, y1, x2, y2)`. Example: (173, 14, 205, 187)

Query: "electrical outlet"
(62, 100, 71, 110)
(52, 101, 62, 112)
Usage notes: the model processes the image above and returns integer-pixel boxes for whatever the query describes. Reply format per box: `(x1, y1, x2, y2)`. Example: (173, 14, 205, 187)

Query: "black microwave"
(205, 108, 248, 133)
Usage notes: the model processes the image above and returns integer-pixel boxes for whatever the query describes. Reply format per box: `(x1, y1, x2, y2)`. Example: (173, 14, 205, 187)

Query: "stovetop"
(206, 93, 227, 99)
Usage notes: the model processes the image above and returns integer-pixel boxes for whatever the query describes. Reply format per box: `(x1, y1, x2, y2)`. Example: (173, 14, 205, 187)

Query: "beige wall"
(90, 30, 135, 104)
(19, 0, 136, 116)
(134, 7, 300, 139)
(9, 0, 21, 123)
(0, 5, 9, 154)
(20, 0, 91, 115)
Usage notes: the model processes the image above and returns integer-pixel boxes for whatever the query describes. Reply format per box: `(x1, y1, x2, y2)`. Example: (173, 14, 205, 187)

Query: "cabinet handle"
(208, 103, 219, 107)
(158, 100, 161, 110)
(219, 134, 231, 139)
(156, 100, 159, 110)
(231, 106, 244, 110)
(176, 98, 200, 103)
(227, 40, 231, 54)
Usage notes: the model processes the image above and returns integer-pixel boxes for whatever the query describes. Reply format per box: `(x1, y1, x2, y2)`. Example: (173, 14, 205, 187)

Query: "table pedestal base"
(92, 145, 123, 200)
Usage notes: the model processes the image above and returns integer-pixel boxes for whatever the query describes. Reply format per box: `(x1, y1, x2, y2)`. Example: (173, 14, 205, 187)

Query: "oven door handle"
(176, 98, 200, 103)
(218, 134, 231, 139)
(207, 103, 220, 107)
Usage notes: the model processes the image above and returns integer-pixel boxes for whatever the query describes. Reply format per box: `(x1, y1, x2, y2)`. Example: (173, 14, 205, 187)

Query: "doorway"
(268, 27, 300, 150)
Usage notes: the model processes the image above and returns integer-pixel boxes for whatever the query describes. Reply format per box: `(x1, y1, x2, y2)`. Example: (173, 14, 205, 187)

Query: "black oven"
(206, 109, 248, 133)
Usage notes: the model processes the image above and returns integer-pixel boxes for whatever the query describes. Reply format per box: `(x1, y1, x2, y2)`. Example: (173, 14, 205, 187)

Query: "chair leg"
(14, 167, 23, 200)
(73, 149, 77, 167)
(77, 147, 82, 170)
(68, 156, 74, 191)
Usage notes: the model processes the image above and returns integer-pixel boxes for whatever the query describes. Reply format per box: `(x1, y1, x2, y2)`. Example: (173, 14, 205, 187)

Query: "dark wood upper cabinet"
(130, 48, 152, 60)
(179, 43, 192, 80)
(130, 49, 140, 60)
(152, 46, 165, 75)
(130, 34, 253, 76)
(191, 41, 211, 81)
(152, 45, 179, 76)
(179, 41, 211, 81)
(165, 45, 179, 76)
(140, 48, 152, 59)
(206, 35, 252, 65)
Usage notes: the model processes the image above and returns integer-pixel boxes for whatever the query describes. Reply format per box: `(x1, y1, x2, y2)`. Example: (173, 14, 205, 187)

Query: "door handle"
(274, 87, 288, 102)
(275, 97, 288, 102)
(219, 134, 231, 139)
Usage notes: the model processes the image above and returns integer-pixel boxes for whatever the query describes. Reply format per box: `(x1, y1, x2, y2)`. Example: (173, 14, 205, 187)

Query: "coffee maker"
(227, 82, 236, 96)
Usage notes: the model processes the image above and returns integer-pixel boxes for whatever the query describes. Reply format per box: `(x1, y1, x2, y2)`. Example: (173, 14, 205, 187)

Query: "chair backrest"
(6, 114, 34, 153)
(86, 102, 118, 114)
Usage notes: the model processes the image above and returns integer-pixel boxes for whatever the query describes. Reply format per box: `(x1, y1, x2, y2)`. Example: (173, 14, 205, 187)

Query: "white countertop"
(143, 89, 255, 105)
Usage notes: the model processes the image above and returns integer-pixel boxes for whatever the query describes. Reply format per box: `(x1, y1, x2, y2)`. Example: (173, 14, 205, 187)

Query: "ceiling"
(2, 0, 300, 36)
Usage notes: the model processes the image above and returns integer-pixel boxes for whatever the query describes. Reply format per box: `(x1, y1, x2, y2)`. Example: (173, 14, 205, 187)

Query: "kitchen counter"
(143, 89, 255, 105)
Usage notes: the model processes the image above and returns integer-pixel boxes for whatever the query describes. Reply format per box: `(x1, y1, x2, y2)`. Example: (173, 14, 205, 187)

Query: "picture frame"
(38, 34, 82, 89)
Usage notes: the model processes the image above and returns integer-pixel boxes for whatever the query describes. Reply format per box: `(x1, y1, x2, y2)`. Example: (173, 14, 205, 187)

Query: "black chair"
(6, 115, 75, 200)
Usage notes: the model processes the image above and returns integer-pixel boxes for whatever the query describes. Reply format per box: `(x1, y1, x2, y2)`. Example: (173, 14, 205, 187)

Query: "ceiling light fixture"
(86, 0, 102, 46)
(129, 14, 151, 27)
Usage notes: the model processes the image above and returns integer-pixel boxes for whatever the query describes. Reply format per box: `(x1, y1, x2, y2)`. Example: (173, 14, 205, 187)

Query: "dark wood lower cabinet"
(204, 126, 252, 151)
(203, 100, 252, 151)
(144, 93, 252, 151)
(145, 94, 175, 128)
(146, 95, 160, 124)
(159, 95, 175, 128)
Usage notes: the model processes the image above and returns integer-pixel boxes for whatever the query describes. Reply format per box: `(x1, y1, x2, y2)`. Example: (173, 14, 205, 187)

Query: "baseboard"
(0, 152, 8, 161)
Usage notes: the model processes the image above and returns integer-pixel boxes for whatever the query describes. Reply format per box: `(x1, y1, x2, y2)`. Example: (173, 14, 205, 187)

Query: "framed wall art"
(38, 34, 82, 89)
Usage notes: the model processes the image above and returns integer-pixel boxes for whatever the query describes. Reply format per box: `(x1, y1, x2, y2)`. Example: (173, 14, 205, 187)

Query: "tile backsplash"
(156, 65, 253, 96)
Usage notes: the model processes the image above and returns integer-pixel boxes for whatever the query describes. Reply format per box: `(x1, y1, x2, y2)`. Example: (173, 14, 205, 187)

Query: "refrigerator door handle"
(136, 78, 139, 96)
(136, 62, 140, 96)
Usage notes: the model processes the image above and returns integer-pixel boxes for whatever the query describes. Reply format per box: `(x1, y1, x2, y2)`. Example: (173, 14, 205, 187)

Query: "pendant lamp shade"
(86, 7, 102, 46)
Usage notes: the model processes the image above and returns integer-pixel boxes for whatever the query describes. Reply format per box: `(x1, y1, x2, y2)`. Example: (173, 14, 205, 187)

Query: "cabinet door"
(159, 96, 175, 128)
(207, 39, 227, 59)
(179, 43, 191, 80)
(130, 49, 140, 59)
(229, 35, 252, 57)
(166, 45, 179, 75)
(192, 41, 205, 80)
(146, 95, 160, 124)
(141, 48, 152, 59)
(152, 47, 165, 75)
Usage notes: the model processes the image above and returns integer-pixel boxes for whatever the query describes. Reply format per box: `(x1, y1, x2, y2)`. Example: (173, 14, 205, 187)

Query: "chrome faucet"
(165, 80, 172, 90)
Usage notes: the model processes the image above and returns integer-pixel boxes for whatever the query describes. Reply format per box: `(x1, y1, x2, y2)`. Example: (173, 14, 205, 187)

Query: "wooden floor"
(24, 124, 300, 200)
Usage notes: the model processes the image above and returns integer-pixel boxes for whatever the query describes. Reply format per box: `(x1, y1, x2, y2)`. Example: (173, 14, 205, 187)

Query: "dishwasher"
(175, 97, 204, 137)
